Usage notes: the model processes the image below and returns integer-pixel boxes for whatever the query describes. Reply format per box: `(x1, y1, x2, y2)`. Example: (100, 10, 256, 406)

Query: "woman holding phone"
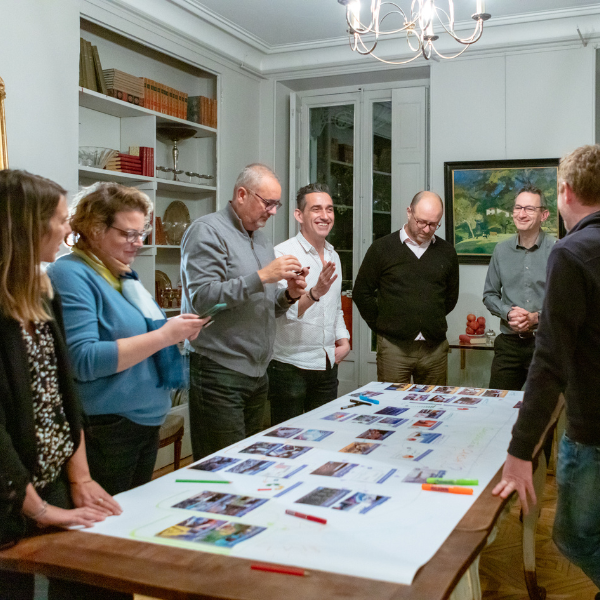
(48, 182, 208, 496)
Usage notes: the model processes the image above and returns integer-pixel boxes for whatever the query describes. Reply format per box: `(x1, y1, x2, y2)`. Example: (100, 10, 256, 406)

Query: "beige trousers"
(376, 335, 449, 385)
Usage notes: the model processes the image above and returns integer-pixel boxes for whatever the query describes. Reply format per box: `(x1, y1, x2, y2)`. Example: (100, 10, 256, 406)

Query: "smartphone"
(200, 303, 228, 319)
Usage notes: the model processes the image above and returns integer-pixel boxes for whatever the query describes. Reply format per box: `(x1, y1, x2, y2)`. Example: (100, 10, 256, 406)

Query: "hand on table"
(69, 479, 122, 516)
(491, 454, 536, 514)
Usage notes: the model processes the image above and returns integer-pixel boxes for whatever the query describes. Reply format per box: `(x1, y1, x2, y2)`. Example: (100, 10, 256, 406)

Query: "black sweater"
(509, 211, 600, 460)
(353, 231, 459, 343)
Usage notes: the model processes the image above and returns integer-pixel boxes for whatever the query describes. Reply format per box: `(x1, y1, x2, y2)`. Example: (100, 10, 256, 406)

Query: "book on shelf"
(188, 95, 217, 128)
(106, 88, 144, 107)
(91, 46, 108, 95)
(79, 38, 97, 92)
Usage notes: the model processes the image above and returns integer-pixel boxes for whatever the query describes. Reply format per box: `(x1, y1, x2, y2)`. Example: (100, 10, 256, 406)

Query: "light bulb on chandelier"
(337, 0, 491, 65)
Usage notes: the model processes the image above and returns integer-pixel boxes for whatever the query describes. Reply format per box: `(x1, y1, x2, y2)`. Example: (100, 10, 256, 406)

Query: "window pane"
(309, 104, 355, 293)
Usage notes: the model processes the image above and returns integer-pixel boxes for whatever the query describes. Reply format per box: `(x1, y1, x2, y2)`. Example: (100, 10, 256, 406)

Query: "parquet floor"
(138, 466, 597, 600)
(479, 474, 596, 600)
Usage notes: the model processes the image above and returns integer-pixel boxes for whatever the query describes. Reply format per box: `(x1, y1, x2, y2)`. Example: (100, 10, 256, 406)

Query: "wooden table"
(0, 399, 564, 600)
(449, 340, 495, 370)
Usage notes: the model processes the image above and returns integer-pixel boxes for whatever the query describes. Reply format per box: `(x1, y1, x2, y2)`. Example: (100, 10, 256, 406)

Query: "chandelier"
(337, 0, 491, 65)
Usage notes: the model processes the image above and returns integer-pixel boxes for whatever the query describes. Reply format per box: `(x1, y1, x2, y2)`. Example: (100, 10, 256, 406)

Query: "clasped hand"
(508, 306, 538, 333)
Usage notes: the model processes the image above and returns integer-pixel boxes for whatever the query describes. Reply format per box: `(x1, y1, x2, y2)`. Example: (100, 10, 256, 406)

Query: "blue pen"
(359, 394, 379, 405)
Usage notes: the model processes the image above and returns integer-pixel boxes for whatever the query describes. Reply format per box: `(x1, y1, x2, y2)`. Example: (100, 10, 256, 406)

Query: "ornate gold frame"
(0, 76, 7, 169)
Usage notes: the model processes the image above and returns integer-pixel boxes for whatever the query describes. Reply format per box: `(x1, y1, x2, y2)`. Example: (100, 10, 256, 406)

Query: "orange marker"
(421, 483, 473, 495)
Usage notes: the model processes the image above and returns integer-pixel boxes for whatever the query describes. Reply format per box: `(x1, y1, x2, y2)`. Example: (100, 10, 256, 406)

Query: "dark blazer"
(0, 293, 83, 548)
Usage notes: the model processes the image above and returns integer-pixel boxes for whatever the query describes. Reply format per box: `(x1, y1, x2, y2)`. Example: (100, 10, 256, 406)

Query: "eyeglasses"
(248, 189, 282, 211)
(513, 205, 546, 214)
(410, 212, 442, 230)
(110, 225, 152, 243)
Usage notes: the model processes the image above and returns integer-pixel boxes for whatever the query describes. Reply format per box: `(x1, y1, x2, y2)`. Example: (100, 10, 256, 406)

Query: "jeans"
(488, 333, 535, 391)
(553, 434, 600, 587)
(376, 336, 449, 385)
(189, 353, 268, 460)
(268, 358, 339, 426)
(0, 472, 132, 600)
(85, 414, 160, 496)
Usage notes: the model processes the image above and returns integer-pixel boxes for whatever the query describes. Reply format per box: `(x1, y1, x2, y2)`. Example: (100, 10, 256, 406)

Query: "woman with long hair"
(48, 182, 207, 496)
(0, 169, 123, 600)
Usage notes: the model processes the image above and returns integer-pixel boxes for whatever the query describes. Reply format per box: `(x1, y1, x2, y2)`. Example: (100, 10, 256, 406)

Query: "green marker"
(426, 478, 478, 486)
(176, 479, 231, 484)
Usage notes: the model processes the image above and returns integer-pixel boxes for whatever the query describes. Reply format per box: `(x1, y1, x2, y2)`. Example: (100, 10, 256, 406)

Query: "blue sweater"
(48, 254, 170, 426)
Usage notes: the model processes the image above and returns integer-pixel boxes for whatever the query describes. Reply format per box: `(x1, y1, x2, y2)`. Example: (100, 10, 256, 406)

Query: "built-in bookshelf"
(78, 19, 219, 308)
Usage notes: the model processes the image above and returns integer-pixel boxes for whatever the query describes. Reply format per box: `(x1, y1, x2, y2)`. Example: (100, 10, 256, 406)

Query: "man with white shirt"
(353, 191, 459, 384)
(268, 183, 350, 425)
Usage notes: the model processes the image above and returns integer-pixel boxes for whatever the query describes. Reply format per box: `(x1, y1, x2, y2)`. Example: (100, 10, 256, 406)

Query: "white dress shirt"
(272, 232, 350, 371)
(400, 224, 436, 340)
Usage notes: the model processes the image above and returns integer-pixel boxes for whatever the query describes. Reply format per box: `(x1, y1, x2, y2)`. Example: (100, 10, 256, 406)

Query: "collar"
(227, 201, 254, 238)
(400, 224, 436, 247)
(296, 231, 332, 255)
(567, 209, 600, 236)
(514, 229, 545, 250)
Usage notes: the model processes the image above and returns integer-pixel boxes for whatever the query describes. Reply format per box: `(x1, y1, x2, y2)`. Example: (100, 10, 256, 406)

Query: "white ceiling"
(184, 1, 600, 49)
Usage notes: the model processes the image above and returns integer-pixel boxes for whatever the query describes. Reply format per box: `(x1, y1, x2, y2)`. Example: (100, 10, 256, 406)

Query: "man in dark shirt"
(483, 185, 556, 391)
(353, 191, 459, 385)
(493, 145, 600, 591)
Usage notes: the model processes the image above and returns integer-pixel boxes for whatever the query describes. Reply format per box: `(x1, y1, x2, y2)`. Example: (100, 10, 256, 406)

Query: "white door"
(294, 86, 427, 392)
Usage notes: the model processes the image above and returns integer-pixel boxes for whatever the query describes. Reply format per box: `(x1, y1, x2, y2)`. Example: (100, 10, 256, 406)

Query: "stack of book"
(187, 96, 217, 129)
(103, 69, 145, 107)
(128, 146, 154, 177)
(142, 79, 188, 120)
(79, 38, 108, 94)
(105, 152, 142, 175)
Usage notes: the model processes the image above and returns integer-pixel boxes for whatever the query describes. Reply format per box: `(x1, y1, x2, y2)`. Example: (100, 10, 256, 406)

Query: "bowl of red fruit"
(466, 313, 486, 336)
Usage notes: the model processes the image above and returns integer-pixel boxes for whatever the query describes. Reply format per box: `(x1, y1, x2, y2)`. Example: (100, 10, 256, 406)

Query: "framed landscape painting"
(444, 158, 563, 264)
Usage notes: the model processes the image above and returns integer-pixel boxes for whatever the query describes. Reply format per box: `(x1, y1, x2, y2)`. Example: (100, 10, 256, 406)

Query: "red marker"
(285, 509, 327, 525)
(251, 563, 306, 577)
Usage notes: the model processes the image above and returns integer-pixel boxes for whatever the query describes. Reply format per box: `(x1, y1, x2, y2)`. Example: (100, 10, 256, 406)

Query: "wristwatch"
(285, 289, 300, 304)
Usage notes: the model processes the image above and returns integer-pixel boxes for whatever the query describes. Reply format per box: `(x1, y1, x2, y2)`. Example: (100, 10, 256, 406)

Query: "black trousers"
(268, 357, 339, 427)
(0, 472, 132, 600)
(488, 333, 536, 391)
(489, 333, 553, 461)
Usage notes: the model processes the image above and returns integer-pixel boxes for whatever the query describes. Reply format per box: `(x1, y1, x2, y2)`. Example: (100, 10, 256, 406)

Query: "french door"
(293, 86, 427, 392)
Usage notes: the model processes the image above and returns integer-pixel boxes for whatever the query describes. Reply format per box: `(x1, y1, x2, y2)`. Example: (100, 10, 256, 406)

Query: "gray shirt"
(180, 202, 290, 377)
(482, 230, 556, 335)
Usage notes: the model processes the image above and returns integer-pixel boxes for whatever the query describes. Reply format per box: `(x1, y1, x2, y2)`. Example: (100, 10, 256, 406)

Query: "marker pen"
(422, 483, 473, 495)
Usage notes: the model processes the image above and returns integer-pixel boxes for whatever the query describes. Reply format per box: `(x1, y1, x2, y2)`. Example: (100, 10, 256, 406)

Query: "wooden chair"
(158, 413, 185, 471)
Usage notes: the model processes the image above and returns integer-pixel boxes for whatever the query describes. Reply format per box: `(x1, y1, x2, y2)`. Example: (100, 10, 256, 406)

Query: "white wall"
(0, 0, 79, 193)
(430, 47, 596, 386)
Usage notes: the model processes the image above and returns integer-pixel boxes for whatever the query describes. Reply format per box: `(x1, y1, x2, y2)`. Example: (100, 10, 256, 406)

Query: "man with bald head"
(353, 191, 459, 384)
(181, 163, 307, 459)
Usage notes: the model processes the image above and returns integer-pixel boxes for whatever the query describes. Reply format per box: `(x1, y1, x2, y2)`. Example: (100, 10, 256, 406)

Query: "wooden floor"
(138, 465, 596, 600)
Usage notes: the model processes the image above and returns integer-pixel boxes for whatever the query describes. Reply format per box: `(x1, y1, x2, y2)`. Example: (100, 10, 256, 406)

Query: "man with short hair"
(353, 191, 459, 385)
(181, 163, 307, 459)
(493, 145, 600, 593)
(268, 183, 350, 425)
(483, 185, 556, 390)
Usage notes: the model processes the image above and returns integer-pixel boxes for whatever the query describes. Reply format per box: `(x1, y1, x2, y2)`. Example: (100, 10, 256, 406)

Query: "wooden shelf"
(155, 245, 181, 250)
(79, 88, 217, 138)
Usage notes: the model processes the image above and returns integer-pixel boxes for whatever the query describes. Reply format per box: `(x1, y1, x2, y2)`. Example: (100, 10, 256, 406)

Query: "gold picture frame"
(0, 76, 7, 169)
